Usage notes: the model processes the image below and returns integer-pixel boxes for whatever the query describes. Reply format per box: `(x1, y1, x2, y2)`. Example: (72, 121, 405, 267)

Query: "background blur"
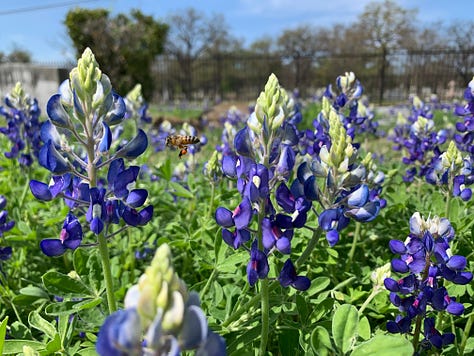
(1, 0, 473, 107)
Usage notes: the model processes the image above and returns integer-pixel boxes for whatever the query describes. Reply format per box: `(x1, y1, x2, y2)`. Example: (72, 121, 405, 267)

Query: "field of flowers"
(0, 48, 473, 355)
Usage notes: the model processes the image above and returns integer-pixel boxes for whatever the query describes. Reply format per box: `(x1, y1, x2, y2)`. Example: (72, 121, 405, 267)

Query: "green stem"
(222, 281, 279, 328)
(207, 182, 216, 218)
(347, 221, 361, 269)
(459, 314, 474, 356)
(97, 232, 117, 313)
(200, 268, 217, 300)
(444, 191, 451, 220)
(296, 227, 322, 268)
(258, 278, 270, 356)
(412, 314, 422, 351)
(358, 287, 379, 315)
(257, 202, 269, 355)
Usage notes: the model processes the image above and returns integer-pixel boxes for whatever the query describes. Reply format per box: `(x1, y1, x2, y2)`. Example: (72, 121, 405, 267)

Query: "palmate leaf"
(351, 334, 413, 355)
(42, 271, 92, 298)
(332, 304, 359, 354)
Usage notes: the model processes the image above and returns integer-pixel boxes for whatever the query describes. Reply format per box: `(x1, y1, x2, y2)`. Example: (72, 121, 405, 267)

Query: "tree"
(446, 20, 474, 83)
(355, 0, 417, 102)
(164, 8, 237, 99)
(7, 48, 31, 63)
(277, 25, 320, 91)
(64, 8, 168, 99)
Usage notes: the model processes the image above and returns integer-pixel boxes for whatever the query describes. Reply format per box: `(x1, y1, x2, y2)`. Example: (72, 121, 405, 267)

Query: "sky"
(0, 0, 473, 64)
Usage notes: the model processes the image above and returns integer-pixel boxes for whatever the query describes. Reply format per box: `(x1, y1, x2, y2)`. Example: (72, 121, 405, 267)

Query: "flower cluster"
(97, 243, 226, 355)
(453, 76, 474, 155)
(215, 74, 310, 289)
(389, 96, 448, 182)
(425, 141, 472, 201)
(384, 212, 472, 351)
(29, 48, 152, 256)
(0, 82, 43, 166)
(0, 195, 15, 263)
(295, 106, 384, 246)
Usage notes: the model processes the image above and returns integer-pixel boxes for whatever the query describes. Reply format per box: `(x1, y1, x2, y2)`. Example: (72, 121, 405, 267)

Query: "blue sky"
(0, 0, 473, 63)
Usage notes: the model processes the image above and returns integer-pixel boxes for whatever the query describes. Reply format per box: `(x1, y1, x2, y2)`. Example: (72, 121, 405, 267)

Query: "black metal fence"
(152, 49, 474, 103)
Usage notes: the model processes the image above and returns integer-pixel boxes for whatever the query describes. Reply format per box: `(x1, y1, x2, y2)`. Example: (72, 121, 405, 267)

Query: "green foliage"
(64, 8, 168, 99)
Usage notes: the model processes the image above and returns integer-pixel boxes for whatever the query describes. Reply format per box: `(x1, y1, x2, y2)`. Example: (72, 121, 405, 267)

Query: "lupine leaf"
(332, 304, 359, 354)
(28, 311, 57, 340)
(0, 317, 8, 355)
(310, 325, 332, 356)
(351, 334, 414, 356)
(42, 271, 91, 298)
(3, 340, 45, 354)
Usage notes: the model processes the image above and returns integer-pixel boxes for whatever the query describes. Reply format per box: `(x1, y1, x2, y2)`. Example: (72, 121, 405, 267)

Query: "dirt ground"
(153, 100, 252, 130)
(202, 100, 252, 122)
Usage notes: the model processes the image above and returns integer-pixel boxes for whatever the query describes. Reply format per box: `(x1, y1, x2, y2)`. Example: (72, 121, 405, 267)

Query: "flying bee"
(165, 135, 200, 158)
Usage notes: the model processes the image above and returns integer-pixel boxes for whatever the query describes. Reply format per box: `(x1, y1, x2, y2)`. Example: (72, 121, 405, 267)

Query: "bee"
(165, 135, 200, 158)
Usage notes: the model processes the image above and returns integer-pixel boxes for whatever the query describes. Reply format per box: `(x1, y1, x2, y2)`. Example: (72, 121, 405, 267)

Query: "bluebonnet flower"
(384, 212, 472, 352)
(0, 195, 14, 266)
(215, 74, 310, 290)
(453, 77, 474, 155)
(97, 244, 227, 355)
(425, 141, 473, 201)
(389, 96, 448, 182)
(278, 259, 310, 291)
(29, 48, 152, 257)
(295, 102, 383, 246)
(40, 213, 83, 257)
(0, 82, 43, 166)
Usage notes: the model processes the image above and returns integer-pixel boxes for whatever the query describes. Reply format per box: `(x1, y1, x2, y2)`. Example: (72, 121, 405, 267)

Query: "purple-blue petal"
(29, 180, 53, 201)
(40, 239, 67, 257)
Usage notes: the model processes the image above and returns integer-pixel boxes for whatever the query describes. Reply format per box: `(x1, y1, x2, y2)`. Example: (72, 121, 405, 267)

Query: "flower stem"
(97, 232, 117, 313)
(412, 314, 422, 351)
(444, 190, 451, 220)
(296, 226, 322, 268)
(207, 182, 216, 218)
(459, 314, 474, 356)
(347, 221, 361, 270)
(257, 202, 269, 355)
(222, 281, 279, 328)
(258, 278, 270, 356)
(200, 268, 217, 300)
(358, 287, 379, 315)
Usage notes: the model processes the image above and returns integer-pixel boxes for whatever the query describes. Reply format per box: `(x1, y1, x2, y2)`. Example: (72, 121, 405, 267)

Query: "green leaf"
(307, 277, 330, 296)
(45, 301, 83, 316)
(77, 347, 100, 356)
(351, 334, 413, 356)
(296, 294, 309, 323)
(332, 304, 359, 354)
(87, 251, 103, 294)
(279, 329, 301, 356)
(28, 311, 57, 340)
(45, 333, 62, 352)
(3, 340, 45, 354)
(358, 316, 371, 340)
(73, 248, 89, 276)
(158, 158, 172, 181)
(310, 325, 332, 356)
(19, 286, 49, 299)
(169, 181, 194, 199)
(465, 337, 474, 354)
(42, 271, 92, 298)
(72, 297, 103, 311)
(0, 317, 8, 355)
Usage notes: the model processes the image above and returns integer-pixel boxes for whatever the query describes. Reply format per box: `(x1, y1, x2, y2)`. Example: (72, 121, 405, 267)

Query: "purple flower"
(278, 259, 310, 291)
(40, 213, 83, 257)
(246, 240, 269, 287)
(96, 308, 142, 356)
